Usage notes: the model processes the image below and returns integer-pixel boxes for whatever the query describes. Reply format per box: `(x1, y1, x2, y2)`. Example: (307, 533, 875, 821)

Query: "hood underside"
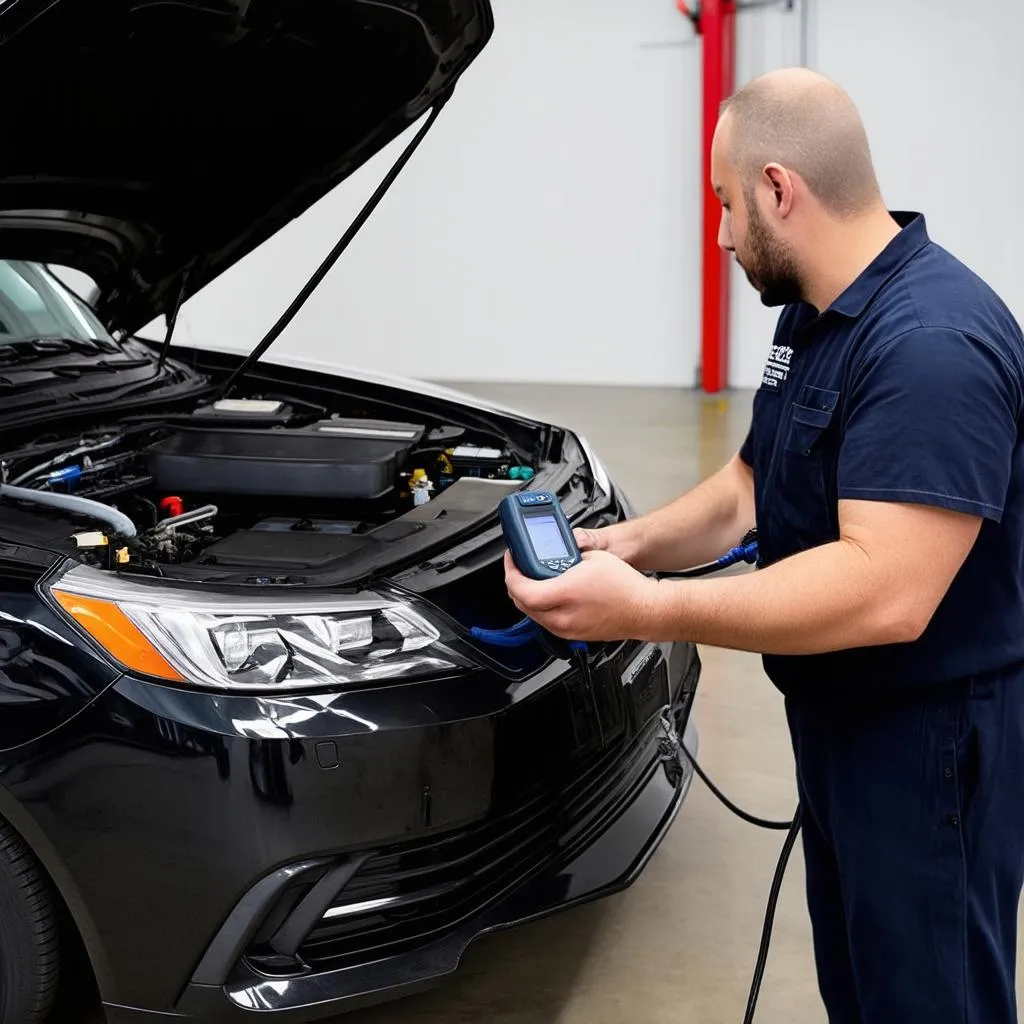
(0, 0, 493, 334)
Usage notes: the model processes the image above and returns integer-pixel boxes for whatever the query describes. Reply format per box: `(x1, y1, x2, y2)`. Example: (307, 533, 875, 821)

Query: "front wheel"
(0, 821, 59, 1023)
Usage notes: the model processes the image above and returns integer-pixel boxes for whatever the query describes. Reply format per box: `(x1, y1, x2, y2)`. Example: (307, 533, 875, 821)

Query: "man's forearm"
(637, 537, 921, 655)
(616, 455, 755, 571)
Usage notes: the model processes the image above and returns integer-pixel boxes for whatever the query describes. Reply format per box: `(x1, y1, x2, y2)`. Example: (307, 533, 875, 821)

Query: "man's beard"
(736, 195, 804, 308)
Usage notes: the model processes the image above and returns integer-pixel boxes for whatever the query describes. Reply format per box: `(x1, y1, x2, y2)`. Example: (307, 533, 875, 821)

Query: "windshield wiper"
(0, 337, 120, 364)
(46, 357, 153, 374)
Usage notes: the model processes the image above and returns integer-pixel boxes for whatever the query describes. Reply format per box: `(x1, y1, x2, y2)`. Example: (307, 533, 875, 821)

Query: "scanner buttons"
(544, 558, 577, 572)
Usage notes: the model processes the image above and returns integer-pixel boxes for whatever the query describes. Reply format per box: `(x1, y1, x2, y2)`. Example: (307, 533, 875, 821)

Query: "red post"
(697, 0, 735, 392)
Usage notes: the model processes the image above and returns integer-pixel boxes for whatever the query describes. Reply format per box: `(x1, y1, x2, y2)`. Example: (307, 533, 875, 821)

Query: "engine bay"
(0, 394, 543, 579)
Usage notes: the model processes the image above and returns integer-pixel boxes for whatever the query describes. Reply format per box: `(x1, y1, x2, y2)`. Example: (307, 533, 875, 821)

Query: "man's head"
(711, 68, 884, 308)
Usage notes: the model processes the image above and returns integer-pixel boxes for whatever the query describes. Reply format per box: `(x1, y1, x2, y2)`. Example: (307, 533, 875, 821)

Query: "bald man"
(506, 68, 1024, 1022)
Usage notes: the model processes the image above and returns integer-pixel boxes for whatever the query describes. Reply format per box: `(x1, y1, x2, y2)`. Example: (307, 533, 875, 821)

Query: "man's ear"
(762, 163, 795, 217)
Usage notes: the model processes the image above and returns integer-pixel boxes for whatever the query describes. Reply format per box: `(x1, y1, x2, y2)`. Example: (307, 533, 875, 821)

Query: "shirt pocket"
(784, 386, 840, 456)
(774, 386, 841, 547)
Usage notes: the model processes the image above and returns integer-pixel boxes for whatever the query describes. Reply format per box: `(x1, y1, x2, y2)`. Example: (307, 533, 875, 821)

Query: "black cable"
(572, 650, 607, 748)
(676, 739, 801, 1023)
(658, 530, 760, 580)
(660, 561, 735, 579)
(742, 808, 803, 1024)
(505, 530, 792, 1023)
(680, 740, 793, 830)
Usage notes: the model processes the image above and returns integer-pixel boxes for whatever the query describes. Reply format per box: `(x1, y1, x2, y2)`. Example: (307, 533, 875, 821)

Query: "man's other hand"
(573, 525, 640, 566)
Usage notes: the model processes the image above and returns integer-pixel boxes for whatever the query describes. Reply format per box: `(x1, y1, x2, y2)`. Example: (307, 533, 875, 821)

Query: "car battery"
(439, 444, 510, 489)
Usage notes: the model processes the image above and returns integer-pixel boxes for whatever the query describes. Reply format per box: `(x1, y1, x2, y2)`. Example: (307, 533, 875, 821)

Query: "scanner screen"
(525, 514, 570, 560)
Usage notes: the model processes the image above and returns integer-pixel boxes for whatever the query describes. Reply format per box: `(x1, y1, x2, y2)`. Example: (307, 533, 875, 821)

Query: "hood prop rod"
(156, 262, 193, 373)
(218, 95, 450, 400)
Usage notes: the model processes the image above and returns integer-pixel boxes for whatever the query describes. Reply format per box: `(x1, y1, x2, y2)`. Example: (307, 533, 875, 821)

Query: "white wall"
(729, 0, 810, 388)
(157, 0, 702, 387)
(730, 0, 1024, 387)
(152, 0, 1024, 391)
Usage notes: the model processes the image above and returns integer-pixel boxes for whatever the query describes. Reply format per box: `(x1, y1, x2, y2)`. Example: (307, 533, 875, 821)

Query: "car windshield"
(0, 260, 114, 346)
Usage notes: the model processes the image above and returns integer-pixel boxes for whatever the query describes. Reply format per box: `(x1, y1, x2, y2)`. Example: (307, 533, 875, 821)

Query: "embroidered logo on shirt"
(762, 344, 794, 388)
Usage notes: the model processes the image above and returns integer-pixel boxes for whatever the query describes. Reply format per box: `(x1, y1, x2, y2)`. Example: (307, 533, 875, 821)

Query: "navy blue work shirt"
(739, 211, 1024, 702)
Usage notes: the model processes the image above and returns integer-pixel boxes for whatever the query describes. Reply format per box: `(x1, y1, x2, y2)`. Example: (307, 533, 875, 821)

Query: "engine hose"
(0, 483, 137, 538)
(153, 504, 218, 534)
(9, 434, 122, 486)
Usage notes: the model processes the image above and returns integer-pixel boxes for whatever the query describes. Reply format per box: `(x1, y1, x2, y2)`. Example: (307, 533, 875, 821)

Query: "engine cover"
(146, 418, 425, 501)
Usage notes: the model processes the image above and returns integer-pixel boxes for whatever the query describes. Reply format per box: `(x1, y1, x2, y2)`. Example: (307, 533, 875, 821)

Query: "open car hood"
(0, 0, 493, 336)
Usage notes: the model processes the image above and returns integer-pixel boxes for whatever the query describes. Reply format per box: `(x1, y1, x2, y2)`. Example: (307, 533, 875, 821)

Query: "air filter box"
(186, 398, 296, 427)
(147, 418, 425, 500)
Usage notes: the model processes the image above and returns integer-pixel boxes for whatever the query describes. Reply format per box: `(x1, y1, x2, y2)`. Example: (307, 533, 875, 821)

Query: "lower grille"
(294, 718, 667, 970)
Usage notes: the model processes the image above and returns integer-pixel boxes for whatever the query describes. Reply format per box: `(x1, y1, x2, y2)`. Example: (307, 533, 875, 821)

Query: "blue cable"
(718, 541, 759, 567)
(46, 465, 82, 486)
(469, 617, 589, 657)
(469, 619, 540, 647)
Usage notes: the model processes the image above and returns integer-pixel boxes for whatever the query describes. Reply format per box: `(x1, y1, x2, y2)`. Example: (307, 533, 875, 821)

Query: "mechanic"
(505, 67, 1024, 1024)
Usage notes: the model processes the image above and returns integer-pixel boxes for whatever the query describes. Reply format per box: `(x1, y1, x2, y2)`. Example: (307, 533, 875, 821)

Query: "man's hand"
(572, 525, 639, 564)
(503, 549, 659, 641)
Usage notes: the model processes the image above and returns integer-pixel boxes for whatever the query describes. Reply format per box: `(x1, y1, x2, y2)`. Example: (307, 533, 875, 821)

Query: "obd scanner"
(498, 490, 582, 580)
(478, 490, 586, 664)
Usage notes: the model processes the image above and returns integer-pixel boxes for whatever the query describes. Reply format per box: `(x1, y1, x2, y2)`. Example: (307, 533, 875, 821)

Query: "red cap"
(160, 496, 184, 518)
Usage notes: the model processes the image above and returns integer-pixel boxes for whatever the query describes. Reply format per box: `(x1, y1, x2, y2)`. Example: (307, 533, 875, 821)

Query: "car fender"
(0, 780, 116, 999)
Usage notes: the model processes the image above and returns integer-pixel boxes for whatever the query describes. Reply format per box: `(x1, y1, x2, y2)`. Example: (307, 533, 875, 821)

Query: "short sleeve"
(837, 327, 1021, 522)
(739, 422, 754, 466)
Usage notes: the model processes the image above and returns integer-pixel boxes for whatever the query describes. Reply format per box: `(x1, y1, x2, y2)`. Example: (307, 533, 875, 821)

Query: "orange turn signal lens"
(51, 590, 186, 682)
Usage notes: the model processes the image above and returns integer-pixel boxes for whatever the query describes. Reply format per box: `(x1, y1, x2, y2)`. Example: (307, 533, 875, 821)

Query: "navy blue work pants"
(786, 666, 1024, 1023)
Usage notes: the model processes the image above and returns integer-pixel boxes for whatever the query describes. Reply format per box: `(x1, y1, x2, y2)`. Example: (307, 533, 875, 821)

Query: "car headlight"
(576, 433, 637, 517)
(576, 434, 612, 498)
(47, 565, 472, 691)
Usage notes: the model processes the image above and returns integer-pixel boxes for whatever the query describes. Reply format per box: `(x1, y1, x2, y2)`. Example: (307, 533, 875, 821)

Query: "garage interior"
(127, 1, 1024, 1022)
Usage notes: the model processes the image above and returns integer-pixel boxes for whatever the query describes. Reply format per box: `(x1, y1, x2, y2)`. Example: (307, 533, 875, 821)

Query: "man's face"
(711, 115, 804, 307)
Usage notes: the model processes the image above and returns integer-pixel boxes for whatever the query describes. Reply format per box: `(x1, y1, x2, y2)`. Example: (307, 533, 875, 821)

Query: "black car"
(0, 2, 701, 1022)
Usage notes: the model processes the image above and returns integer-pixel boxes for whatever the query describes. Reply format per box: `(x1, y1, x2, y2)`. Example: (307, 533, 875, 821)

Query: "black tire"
(0, 821, 59, 1024)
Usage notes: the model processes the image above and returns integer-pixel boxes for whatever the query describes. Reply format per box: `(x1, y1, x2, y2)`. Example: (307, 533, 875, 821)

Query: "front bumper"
(6, 637, 699, 1023)
(182, 714, 695, 1022)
